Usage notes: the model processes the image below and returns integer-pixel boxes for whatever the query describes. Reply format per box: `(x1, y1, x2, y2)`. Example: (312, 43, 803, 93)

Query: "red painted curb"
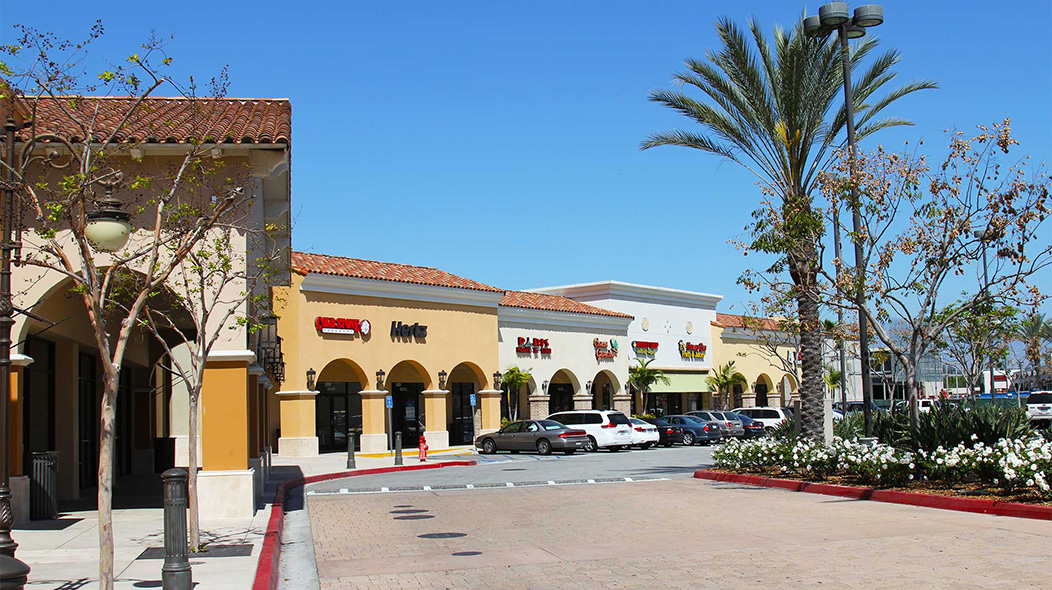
(694, 469, 1052, 521)
(252, 460, 477, 590)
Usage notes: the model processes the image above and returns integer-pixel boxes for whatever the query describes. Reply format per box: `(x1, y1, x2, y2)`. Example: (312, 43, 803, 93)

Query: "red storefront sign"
(632, 340, 659, 355)
(517, 337, 551, 355)
(315, 316, 371, 336)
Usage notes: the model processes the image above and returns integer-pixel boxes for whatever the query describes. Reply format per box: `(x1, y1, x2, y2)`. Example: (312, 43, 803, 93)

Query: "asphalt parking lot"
(304, 454, 1051, 590)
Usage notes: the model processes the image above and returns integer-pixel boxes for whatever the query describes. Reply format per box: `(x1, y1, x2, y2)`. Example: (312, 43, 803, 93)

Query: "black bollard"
(161, 468, 192, 590)
(394, 432, 403, 466)
(346, 430, 356, 470)
(0, 554, 30, 590)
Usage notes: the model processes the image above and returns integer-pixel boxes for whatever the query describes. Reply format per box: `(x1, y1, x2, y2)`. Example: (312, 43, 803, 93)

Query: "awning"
(649, 371, 711, 394)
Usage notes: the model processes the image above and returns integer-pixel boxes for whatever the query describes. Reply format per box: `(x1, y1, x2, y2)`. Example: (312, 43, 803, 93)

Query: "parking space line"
(306, 477, 671, 496)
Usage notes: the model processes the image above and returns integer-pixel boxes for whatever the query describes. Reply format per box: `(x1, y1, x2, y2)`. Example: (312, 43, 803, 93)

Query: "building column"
(527, 392, 549, 420)
(478, 389, 502, 434)
(247, 366, 262, 456)
(740, 391, 757, 408)
(9, 354, 31, 525)
(572, 388, 592, 411)
(199, 350, 255, 519)
(422, 389, 449, 450)
(612, 392, 631, 416)
(277, 390, 318, 457)
(359, 389, 387, 454)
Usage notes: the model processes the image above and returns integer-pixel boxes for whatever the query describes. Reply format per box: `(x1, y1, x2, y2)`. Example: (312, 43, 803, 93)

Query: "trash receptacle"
(30, 451, 59, 520)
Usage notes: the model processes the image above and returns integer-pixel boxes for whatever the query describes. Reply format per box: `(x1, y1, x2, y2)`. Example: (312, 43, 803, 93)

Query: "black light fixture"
(542, 380, 549, 394)
(438, 369, 447, 390)
(493, 371, 502, 389)
(306, 367, 316, 391)
(585, 380, 593, 394)
(270, 351, 285, 385)
(84, 176, 133, 252)
(376, 368, 386, 390)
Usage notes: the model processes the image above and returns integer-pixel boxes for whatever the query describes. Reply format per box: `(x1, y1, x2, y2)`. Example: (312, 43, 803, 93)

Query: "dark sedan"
(728, 412, 767, 438)
(663, 415, 722, 445)
(475, 420, 588, 455)
(641, 417, 686, 447)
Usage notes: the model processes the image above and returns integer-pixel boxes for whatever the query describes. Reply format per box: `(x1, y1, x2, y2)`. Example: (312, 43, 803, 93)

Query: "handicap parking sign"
(386, 395, 393, 408)
(470, 393, 477, 407)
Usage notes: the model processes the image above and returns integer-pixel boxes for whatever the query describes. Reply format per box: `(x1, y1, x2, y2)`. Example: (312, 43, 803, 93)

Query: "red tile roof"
(715, 313, 784, 332)
(17, 96, 291, 145)
(291, 252, 503, 293)
(501, 291, 633, 319)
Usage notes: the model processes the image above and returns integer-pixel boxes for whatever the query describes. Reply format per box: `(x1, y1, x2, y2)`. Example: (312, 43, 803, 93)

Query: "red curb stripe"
(252, 460, 477, 590)
(693, 469, 1052, 521)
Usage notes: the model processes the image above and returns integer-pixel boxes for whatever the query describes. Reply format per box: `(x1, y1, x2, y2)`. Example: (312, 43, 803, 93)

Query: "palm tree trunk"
(796, 278, 824, 440)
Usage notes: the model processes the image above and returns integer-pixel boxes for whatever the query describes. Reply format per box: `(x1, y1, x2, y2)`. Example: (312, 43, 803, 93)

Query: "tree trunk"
(188, 392, 200, 551)
(97, 374, 118, 590)
(906, 367, 920, 436)
(796, 287, 824, 440)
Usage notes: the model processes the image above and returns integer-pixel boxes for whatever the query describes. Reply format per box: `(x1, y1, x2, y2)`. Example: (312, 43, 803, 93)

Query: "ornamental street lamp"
(805, 3, 884, 437)
(83, 176, 133, 252)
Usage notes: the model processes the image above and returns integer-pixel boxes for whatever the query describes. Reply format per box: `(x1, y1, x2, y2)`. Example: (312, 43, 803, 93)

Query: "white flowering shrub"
(713, 435, 1052, 497)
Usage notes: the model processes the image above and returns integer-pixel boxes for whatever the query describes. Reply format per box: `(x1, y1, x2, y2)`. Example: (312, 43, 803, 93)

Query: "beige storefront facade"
(273, 253, 504, 455)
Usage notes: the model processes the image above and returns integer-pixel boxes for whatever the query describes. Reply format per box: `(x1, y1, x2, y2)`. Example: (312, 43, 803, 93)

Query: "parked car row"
(475, 408, 772, 455)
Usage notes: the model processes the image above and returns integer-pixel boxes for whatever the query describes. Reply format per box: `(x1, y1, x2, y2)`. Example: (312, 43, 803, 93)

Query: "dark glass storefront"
(547, 383, 574, 415)
(391, 382, 425, 448)
(648, 393, 683, 416)
(449, 382, 475, 446)
(316, 381, 363, 452)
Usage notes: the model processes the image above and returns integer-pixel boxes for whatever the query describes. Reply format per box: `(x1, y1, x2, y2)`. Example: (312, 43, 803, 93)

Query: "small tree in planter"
(707, 361, 749, 410)
(629, 358, 669, 414)
(501, 366, 530, 421)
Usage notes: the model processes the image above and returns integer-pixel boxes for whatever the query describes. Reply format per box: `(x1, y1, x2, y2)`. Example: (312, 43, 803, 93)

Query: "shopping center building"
(530, 281, 722, 414)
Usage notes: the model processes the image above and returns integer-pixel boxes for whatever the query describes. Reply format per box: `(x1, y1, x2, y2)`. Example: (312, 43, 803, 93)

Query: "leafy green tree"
(501, 366, 531, 421)
(937, 301, 1017, 400)
(1017, 312, 1052, 388)
(642, 16, 935, 438)
(629, 358, 670, 414)
(707, 361, 749, 410)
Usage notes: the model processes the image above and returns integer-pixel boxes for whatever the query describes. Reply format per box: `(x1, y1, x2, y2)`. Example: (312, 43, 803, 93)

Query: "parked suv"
(547, 410, 634, 452)
(1026, 391, 1052, 425)
(732, 406, 794, 432)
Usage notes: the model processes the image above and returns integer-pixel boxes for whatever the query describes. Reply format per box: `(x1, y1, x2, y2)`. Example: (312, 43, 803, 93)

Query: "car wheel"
(765, 426, 776, 434)
(537, 439, 552, 455)
(682, 432, 695, 446)
(563, 449, 576, 455)
(583, 436, 598, 452)
(640, 442, 653, 450)
(482, 439, 496, 454)
(609, 445, 621, 452)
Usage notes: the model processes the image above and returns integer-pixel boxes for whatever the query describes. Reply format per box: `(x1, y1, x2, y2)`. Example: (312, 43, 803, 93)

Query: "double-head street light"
(805, 3, 883, 436)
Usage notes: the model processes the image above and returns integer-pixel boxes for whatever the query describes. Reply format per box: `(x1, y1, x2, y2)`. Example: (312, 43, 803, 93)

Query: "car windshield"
(538, 420, 566, 430)
(607, 413, 632, 425)
(682, 416, 707, 424)
(1028, 393, 1052, 404)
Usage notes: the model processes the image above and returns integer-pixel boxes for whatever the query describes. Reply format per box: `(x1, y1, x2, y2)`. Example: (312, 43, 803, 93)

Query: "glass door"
(316, 382, 363, 452)
(391, 382, 424, 448)
(449, 383, 475, 446)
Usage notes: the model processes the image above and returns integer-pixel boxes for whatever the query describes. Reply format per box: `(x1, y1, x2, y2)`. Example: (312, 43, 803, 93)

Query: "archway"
(386, 360, 431, 447)
(755, 373, 774, 407)
(448, 362, 484, 445)
(782, 373, 799, 406)
(591, 369, 620, 410)
(316, 359, 369, 452)
(732, 374, 747, 409)
(547, 369, 579, 415)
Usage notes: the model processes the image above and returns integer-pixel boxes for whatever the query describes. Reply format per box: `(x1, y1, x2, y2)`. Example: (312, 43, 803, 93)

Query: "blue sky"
(3, 1, 1050, 314)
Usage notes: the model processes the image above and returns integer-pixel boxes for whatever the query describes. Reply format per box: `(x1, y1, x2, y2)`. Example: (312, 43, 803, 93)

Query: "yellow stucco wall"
(278, 394, 317, 437)
(8, 366, 23, 476)
(201, 361, 249, 470)
(710, 323, 799, 406)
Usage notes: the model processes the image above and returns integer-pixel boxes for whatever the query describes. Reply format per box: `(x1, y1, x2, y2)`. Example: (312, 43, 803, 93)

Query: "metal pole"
(838, 27, 875, 437)
(161, 468, 192, 590)
(386, 402, 393, 456)
(346, 429, 356, 470)
(393, 432, 403, 466)
(0, 118, 28, 581)
(832, 206, 850, 416)
(981, 241, 995, 407)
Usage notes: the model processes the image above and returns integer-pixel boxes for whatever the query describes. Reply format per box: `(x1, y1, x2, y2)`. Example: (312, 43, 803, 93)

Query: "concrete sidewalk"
(12, 448, 476, 589)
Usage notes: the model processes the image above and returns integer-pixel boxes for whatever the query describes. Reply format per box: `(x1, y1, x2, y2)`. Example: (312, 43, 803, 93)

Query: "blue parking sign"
(385, 395, 393, 409)
(469, 394, 476, 407)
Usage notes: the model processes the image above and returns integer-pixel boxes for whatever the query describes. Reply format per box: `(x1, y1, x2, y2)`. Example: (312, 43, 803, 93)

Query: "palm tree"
(1017, 313, 1052, 389)
(628, 358, 670, 415)
(501, 366, 531, 421)
(707, 361, 749, 410)
(824, 365, 843, 399)
(642, 16, 936, 438)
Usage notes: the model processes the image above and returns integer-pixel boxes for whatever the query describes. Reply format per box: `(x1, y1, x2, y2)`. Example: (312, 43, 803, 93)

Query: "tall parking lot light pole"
(974, 228, 997, 405)
(804, 3, 884, 436)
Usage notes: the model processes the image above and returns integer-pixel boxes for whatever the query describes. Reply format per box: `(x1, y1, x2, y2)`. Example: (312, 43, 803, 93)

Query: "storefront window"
(316, 381, 363, 452)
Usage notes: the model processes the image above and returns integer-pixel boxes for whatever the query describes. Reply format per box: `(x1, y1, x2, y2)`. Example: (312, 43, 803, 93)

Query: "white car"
(547, 410, 635, 452)
(917, 398, 936, 414)
(731, 406, 794, 432)
(629, 418, 660, 449)
(1026, 391, 1052, 424)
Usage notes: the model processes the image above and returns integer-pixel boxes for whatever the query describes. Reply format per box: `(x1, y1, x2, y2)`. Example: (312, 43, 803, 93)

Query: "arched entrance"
(591, 369, 620, 410)
(755, 373, 774, 406)
(781, 374, 798, 406)
(448, 362, 484, 445)
(548, 369, 579, 415)
(732, 375, 747, 409)
(316, 359, 368, 452)
(387, 360, 431, 447)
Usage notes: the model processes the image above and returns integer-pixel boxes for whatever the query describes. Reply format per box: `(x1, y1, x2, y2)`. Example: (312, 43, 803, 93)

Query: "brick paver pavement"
(308, 479, 1052, 589)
